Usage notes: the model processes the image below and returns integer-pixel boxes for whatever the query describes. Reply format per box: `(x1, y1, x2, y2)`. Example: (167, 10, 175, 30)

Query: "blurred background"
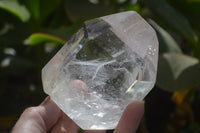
(0, 0, 200, 132)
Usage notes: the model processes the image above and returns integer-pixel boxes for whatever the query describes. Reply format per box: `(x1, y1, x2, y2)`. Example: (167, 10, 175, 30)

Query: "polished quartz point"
(42, 11, 158, 130)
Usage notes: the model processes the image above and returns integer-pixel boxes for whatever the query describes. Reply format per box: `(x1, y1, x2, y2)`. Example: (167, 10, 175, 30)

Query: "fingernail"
(130, 100, 145, 106)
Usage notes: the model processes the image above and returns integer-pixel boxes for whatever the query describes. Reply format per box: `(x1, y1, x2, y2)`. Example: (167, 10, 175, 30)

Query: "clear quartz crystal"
(42, 11, 158, 130)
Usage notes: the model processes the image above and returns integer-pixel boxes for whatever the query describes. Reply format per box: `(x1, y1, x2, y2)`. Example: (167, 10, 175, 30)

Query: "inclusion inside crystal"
(42, 11, 158, 130)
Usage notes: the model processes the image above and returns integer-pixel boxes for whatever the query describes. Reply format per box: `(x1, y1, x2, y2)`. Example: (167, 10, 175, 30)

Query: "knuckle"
(23, 106, 41, 117)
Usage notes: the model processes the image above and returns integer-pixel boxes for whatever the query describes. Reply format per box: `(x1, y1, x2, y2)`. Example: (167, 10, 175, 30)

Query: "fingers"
(114, 101, 144, 133)
(51, 112, 79, 133)
(12, 96, 61, 133)
(84, 130, 106, 133)
(39, 96, 62, 130)
(82, 101, 144, 133)
(68, 80, 88, 99)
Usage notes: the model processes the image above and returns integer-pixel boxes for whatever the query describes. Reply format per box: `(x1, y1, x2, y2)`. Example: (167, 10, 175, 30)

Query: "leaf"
(22, 0, 61, 23)
(156, 53, 200, 92)
(0, 0, 30, 22)
(148, 19, 182, 54)
(23, 0, 40, 21)
(145, 0, 198, 46)
(65, 0, 115, 22)
(125, 3, 142, 14)
(24, 33, 66, 45)
(40, 0, 62, 22)
(43, 20, 83, 41)
(168, 0, 200, 31)
(168, 0, 200, 15)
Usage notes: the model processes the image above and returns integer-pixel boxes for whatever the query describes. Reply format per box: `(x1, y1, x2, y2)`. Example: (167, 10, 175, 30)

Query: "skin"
(12, 80, 144, 133)
(11, 97, 144, 133)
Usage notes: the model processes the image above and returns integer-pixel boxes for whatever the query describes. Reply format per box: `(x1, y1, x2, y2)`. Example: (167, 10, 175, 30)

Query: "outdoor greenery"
(0, 0, 200, 132)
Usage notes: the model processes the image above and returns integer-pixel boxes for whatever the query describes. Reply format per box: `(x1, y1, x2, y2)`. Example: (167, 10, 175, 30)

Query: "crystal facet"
(42, 11, 158, 130)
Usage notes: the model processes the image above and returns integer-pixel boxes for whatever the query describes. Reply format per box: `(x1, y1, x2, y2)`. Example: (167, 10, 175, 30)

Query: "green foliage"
(25, 33, 66, 45)
(23, 0, 40, 21)
(157, 53, 200, 92)
(148, 19, 182, 53)
(65, 0, 115, 22)
(0, 0, 30, 22)
(0, 0, 200, 132)
(145, 0, 198, 46)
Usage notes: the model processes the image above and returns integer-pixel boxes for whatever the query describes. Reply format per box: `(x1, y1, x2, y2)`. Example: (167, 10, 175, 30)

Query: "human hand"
(12, 96, 144, 133)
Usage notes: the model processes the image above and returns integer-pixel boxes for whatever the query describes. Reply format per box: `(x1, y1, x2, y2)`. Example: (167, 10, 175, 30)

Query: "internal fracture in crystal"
(42, 11, 158, 130)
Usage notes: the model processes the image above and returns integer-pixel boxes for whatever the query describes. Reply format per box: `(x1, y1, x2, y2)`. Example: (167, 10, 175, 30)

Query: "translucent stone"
(42, 11, 158, 130)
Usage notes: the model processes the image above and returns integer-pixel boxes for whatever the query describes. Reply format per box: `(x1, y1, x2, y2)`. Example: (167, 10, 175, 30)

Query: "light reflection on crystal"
(42, 11, 158, 130)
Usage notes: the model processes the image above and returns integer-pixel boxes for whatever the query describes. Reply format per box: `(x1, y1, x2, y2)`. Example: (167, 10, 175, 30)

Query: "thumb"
(12, 96, 61, 133)
(114, 101, 144, 133)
